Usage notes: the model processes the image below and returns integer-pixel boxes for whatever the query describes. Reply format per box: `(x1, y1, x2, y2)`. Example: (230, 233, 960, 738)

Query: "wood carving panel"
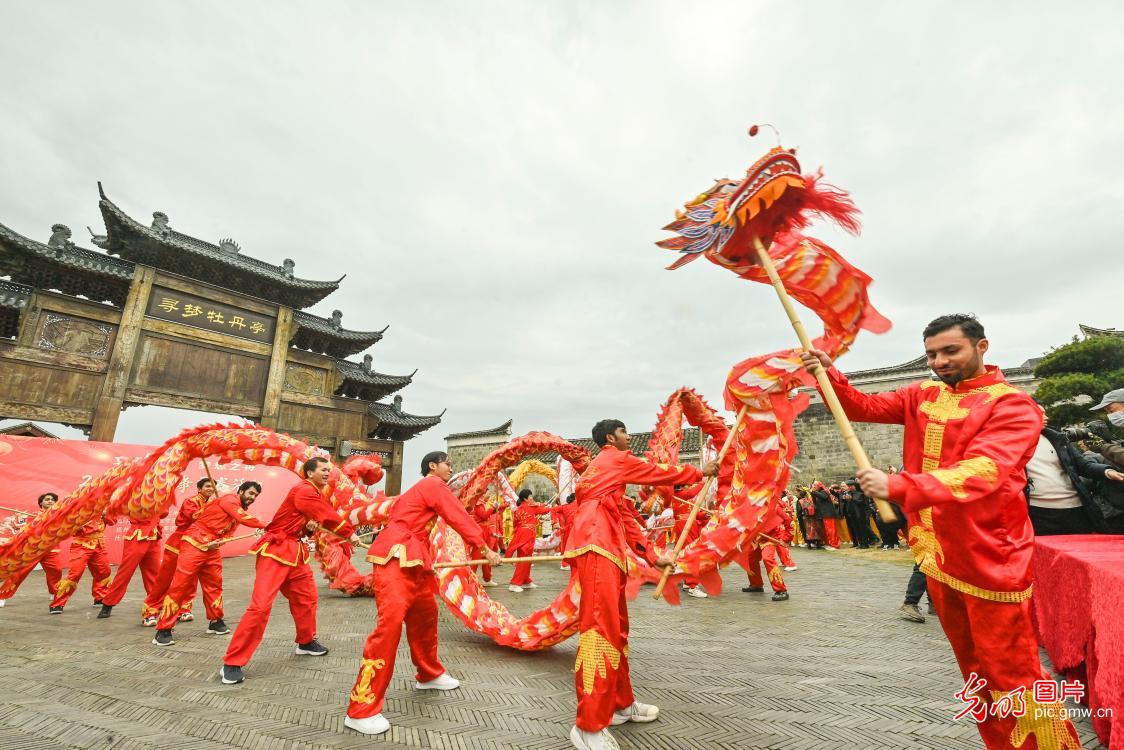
(0, 361, 104, 409)
(36, 313, 117, 359)
(283, 363, 327, 396)
(131, 335, 268, 406)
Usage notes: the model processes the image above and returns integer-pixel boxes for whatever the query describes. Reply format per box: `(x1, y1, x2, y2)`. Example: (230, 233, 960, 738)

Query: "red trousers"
(507, 528, 535, 586)
(51, 544, 111, 607)
(474, 534, 498, 582)
(928, 579, 1080, 749)
(156, 545, 224, 629)
(573, 553, 635, 732)
(777, 544, 795, 568)
(1, 550, 63, 599)
(224, 555, 318, 667)
(746, 543, 787, 593)
(102, 538, 162, 614)
(347, 561, 445, 718)
(823, 518, 839, 548)
(143, 546, 195, 618)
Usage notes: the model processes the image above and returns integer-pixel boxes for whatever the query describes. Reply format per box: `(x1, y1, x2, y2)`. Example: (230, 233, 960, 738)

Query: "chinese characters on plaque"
(145, 287, 276, 342)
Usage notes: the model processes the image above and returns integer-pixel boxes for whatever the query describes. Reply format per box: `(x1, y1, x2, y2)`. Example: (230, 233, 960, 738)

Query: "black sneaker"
(220, 665, 244, 684)
(206, 619, 230, 635)
(93, 600, 102, 607)
(97, 604, 113, 619)
(294, 639, 328, 656)
(772, 591, 790, 601)
(741, 586, 765, 593)
(48, 606, 64, 614)
(152, 629, 175, 647)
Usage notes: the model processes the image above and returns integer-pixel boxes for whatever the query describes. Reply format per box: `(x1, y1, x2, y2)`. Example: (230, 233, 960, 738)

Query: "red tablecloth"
(1033, 535, 1124, 749)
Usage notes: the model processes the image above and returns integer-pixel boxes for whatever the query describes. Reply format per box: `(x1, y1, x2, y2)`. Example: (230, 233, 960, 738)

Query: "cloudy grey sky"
(2, 2, 1122, 479)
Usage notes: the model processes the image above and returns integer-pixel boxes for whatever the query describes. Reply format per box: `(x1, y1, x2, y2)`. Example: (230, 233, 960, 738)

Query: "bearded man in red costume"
(343, 451, 501, 737)
(802, 314, 1080, 750)
(563, 419, 717, 750)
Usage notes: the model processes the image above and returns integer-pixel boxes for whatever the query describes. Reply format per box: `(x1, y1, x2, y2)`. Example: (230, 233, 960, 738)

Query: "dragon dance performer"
(152, 481, 266, 646)
(506, 489, 551, 592)
(803, 314, 1080, 750)
(49, 511, 112, 613)
(344, 451, 501, 736)
(551, 493, 577, 569)
(221, 457, 355, 685)
(0, 494, 63, 608)
(740, 504, 789, 601)
(97, 510, 167, 621)
(564, 419, 717, 750)
(141, 478, 216, 626)
(670, 484, 708, 599)
(471, 498, 500, 586)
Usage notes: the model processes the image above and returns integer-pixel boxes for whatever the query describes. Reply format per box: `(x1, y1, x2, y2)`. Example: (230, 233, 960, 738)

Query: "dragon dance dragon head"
(658, 126, 861, 269)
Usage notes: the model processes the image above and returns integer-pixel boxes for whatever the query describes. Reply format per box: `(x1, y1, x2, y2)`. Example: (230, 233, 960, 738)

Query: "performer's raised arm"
(801, 349, 908, 425)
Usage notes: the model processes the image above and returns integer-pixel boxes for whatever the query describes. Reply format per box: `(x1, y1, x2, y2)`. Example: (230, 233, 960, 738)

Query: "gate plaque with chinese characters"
(145, 286, 276, 342)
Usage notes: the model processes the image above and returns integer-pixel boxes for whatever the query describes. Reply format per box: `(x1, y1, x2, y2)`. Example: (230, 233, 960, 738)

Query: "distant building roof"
(446, 420, 513, 441)
(1080, 324, 1124, 339)
(0, 422, 60, 438)
(96, 185, 341, 309)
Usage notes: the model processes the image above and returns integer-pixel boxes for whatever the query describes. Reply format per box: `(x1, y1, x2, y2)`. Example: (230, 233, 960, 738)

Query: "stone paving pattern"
(0, 546, 1103, 749)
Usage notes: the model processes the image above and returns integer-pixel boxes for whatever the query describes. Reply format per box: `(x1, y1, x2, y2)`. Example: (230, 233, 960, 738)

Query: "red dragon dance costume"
(823, 364, 1080, 749)
(347, 474, 485, 720)
(51, 515, 111, 608)
(0, 509, 63, 601)
(562, 445, 702, 733)
(100, 513, 165, 617)
(507, 499, 551, 587)
(143, 492, 209, 621)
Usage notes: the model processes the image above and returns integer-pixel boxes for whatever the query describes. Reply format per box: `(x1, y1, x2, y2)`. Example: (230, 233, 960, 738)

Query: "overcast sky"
(2, 2, 1122, 480)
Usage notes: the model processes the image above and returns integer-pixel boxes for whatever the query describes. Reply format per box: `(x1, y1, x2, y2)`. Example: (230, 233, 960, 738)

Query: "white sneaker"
(481, 580, 497, 587)
(685, 586, 708, 599)
(783, 565, 798, 571)
(0, 599, 6, 607)
(508, 585, 524, 593)
(610, 701, 659, 725)
(570, 725, 620, 750)
(525, 582, 538, 589)
(344, 713, 390, 735)
(416, 672, 460, 690)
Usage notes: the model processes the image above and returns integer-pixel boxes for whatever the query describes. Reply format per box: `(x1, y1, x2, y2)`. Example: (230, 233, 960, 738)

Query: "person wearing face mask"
(1025, 404, 1124, 535)
(1087, 388, 1124, 469)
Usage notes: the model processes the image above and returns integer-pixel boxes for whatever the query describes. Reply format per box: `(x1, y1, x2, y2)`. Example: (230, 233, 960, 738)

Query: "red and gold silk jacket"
(72, 515, 107, 551)
(368, 475, 485, 571)
(182, 494, 266, 550)
(164, 493, 210, 553)
(825, 365, 1041, 601)
(671, 482, 705, 544)
(512, 501, 550, 531)
(472, 501, 501, 543)
(550, 502, 577, 538)
(252, 480, 353, 567)
(564, 445, 702, 571)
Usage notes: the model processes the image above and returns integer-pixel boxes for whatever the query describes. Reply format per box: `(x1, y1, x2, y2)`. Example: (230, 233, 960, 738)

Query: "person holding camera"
(1027, 405, 1124, 535)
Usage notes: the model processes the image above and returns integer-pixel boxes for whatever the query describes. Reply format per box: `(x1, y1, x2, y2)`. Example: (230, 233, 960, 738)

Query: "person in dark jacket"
(811, 483, 838, 548)
(843, 479, 875, 549)
(1026, 417, 1124, 535)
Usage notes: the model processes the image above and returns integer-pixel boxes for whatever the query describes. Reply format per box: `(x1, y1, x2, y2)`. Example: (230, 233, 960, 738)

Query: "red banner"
(0, 436, 300, 565)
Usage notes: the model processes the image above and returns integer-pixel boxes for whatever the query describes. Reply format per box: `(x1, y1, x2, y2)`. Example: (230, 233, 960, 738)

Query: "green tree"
(1033, 336, 1124, 428)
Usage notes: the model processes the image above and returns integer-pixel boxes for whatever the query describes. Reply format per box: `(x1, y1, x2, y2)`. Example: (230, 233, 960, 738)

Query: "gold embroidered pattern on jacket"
(928, 456, 999, 499)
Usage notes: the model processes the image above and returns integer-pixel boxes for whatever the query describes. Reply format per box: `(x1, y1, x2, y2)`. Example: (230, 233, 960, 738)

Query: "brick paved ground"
(0, 546, 1103, 749)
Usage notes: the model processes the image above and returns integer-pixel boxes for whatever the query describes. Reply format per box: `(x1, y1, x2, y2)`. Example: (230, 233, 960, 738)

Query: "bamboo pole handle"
(433, 554, 565, 569)
(210, 531, 262, 547)
(0, 505, 31, 515)
(653, 404, 748, 600)
(751, 236, 898, 524)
